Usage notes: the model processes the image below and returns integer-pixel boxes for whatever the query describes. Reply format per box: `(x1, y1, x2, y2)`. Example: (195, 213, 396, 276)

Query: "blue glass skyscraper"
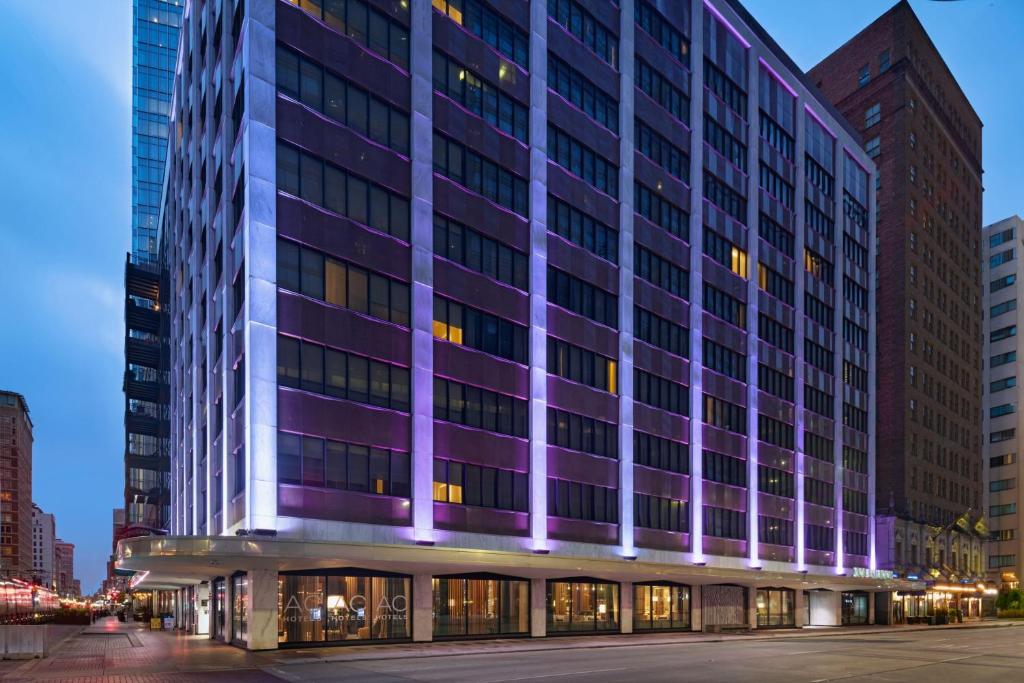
(132, 0, 182, 263)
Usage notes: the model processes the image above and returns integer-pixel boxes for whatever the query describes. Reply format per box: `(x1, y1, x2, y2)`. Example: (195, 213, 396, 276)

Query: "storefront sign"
(851, 568, 895, 580)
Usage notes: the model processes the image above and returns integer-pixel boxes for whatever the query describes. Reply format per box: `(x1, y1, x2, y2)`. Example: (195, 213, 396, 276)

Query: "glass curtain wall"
(232, 574, 248, 644)
(546, 580, 619, 633)
(212, 578, 226, 640)
(755, 587, 795, 628)
(278, 570, 411, 644)
(432, 575, 530, 637)
(633, 583, 691, 630)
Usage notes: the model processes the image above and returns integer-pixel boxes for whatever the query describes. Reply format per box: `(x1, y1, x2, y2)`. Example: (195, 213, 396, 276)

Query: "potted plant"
(933, 607, 948, 625)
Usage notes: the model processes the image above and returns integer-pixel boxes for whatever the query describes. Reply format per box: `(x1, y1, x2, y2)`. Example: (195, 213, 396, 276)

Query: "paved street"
(5, 619, 1024, 683)
(266, 625, 1024, 683)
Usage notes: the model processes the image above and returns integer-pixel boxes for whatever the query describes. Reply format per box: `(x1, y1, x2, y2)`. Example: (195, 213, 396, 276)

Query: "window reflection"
(278, 571, 410, 644)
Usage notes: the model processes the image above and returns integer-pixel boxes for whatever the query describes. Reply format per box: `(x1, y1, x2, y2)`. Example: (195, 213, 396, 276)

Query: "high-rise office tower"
(811, 1, 984, 529)
(982, 215, 1024, 589)
(0, 391, 33, 580)
(124, 0, 182, 531)
(119, 0, 896, 648)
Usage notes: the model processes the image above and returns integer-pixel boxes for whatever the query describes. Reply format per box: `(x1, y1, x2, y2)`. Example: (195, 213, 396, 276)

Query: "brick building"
(0, 391, 33, 580)
(810, 0, 983, 529)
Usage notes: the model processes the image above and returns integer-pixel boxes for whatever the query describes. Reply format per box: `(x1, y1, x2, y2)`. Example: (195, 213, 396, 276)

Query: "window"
(278, 432, 410, 497)
(990, 429, 1016, 444)
(434, 50, 528, 142)
(704, 115, 747, 172)
(992, 274, 1017, 292)
(634, 431, 688, 474)
(548, 408, 618, 459)
(704, 59, 747, 117)
(806, 523, 834, 551)
(292, 0, 409, 69)
(865, 137, 880, 158)
(844, 530, 868, 556)
(636, 58, 689, 124)
(804, 384, 834, 418)
(703, 283, 746, 328)
(434, 132, 529, 216)
(277, 239, 410, 326)
(993, 530, 1016, 542)
(805, 156, 835, 198)
(843, 276, 868, 311)
(805, 292, 834, 331)
(703, 229, 748, 279)
(864, 103, 881, 128)
(547, 266, 618, 328)
(636, 119, 690, 182)
(759, 213, 794, 257)
(991, 503, 1017, 517)
(277, 335, 410, 411)
(635, 0, 689, 66)
(805, 201, 835, 241)
(844, 318, 868, 350)
(434, 377, 527, 438)
(703, 338, 746, 382)
(758, 364, 793, 402)
(843, 403, 868, 432)
(990, 227, 1015, 248)
(858, 64, 870, 86)
(548, 53, 618, 133)
(991, 478, 1016, 493)
(991, 325, 1017, 342)
(844, 233, 868, 269)
(277, 142, 409, 240)
(991, 453, 1016, 469)
(991, 249, 1015, 268)
(806, 432, 834, 463)
(548, 194, 618, 264)
(703, 395, 746, 434)
(703, 450, 746, 487)
(634, 494, 688, 532)
(547, 479, 618, 524)
(432, 576, 530, 638)
(703, 506, 746, 540)
(548, 0, 618, 67)
(635, 244, 688, 299)
(433, 215, 528, 291)
(759, 519, 794, 547)
(843, 488, 868, 514)
(759, 163, 794, 209)
(546, 580, 619, 633)
(635, 181, 688, 239)
(433, 0, 528, 68)
(991, 403, 1016, 418)
(992, 351, 1018, 367)
(278, 570, 410, 643)
(633, 583, 690, 631)
(636, 369, 689, 415)
(991, 300, 1018, 318)
(548, 337, 617, 393)
(277, 46, 409, 154)
(990, 555, 1017, 569)
(759, 264, 794, 305)
(704, 171, 747, 222)
(759, 314, 794, 353)
(879, 50, 890, 72)
(548, 124, 619, 197)
(434, 296, 528, 363)
(804, 248, 834, 283)
(758, 414, 794, 449)
(843, 361, 868, 392)
(759, 112, 794, 160)
(634, 306, 689, 358)
(433, 459, 528, 512)
(992, 377, 1018, 393)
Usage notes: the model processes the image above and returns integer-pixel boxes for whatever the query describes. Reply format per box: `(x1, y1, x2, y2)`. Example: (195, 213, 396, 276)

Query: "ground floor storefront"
(118, 535, 918, 650)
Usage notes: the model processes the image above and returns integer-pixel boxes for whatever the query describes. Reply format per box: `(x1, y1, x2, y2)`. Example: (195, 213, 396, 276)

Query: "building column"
(531, 578, 546, 637)
(834, 592, 844, 626)
(620, 581, 633, 634)
(196, 582, 210, 636)
(690, 584, 702, 632)
(868, 591, 876, 625)
(246, 569, 278, 650)
(747, 586, 758, 629)
(794, 587, 807, 627)
(412, 574, 433, 642)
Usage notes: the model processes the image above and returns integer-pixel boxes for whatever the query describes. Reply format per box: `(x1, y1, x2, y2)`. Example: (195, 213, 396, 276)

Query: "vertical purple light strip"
(409, 0, 435, 544)
(527, 0, 549, 552)
(745, 43, 760, 570)
(793, 90, 808, 572)
(688, 0, 707, 564)
(865, 149, 879, 571)
(833, 146, 846, 577)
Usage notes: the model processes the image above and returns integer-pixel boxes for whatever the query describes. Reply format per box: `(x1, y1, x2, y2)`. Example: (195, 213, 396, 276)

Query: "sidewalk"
(267, 618, 1024, 666)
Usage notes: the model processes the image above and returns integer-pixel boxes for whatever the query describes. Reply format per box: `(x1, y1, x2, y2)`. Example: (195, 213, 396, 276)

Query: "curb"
(268, 620, 1021, 667)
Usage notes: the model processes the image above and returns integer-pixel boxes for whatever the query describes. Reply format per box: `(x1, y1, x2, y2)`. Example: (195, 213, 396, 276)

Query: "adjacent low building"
(118, 0, 914, 648)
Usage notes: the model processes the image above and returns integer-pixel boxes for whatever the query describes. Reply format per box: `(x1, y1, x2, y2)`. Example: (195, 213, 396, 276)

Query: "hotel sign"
(852, 568, 895, 580)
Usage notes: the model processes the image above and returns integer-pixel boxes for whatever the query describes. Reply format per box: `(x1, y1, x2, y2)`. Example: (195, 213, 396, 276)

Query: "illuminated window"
(730, 246, 747, 278)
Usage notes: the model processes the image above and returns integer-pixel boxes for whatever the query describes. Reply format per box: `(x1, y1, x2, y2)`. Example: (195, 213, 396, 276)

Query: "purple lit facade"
(121, 0, 899, 650)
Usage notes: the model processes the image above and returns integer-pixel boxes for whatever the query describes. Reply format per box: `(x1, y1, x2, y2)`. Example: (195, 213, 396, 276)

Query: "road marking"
(482, 667, 629, 682)
(789, 650, 826, 655)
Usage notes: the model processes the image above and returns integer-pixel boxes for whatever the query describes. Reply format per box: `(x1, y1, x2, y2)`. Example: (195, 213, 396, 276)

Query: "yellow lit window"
(607, 360, 618, 394)
(325, 259, 347, 307)
(432, 319, 448, 340)
(373, 478, 385, 495)
(731, 246, 748, 278)
(448, 482, 463, 504)
(433, 481, 448, 502)
(448, 322, 463, 344)
(757, 263, 767, 290)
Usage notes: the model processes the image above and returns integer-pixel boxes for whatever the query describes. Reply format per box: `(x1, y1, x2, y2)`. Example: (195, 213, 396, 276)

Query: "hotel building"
(983, 215, 1024, 589)
(118, 0, 905, 648)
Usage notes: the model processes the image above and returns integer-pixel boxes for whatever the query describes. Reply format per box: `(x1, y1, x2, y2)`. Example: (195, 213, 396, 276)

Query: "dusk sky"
(0, 0, 1019, 594)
